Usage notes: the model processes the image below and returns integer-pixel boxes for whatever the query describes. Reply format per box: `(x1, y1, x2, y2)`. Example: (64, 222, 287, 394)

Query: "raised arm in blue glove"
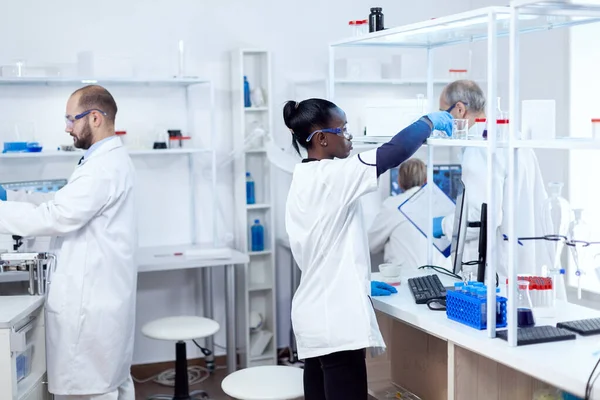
(425, 111, 453, 138)
(371, 281, 398, 297)
(433, 216, 444, 238)
(0, 185, 6, 201)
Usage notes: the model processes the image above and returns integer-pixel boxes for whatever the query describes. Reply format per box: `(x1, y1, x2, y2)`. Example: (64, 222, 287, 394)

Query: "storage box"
(16, 344, 33, 382)
(446, 290, 507, 330)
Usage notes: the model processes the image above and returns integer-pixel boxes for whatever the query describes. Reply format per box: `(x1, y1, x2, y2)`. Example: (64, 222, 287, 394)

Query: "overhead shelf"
(0, 148, 212, 159)
(330, 6, 600, 49)
(0, 77, 211, 87)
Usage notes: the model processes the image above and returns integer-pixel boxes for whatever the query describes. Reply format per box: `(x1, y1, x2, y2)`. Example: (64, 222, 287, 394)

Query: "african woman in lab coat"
(284, 98, 453, 400)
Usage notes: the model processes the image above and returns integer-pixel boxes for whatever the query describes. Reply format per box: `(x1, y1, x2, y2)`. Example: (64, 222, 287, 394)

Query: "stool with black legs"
(142, 316, 220, 400)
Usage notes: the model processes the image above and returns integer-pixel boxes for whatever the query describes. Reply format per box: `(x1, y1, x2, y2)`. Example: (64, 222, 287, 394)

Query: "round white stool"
(142, 316, 220, 400)
(221, 366, 304, 400)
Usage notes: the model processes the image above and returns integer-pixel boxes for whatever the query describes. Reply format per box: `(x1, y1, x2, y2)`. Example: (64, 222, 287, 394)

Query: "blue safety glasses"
(445, 102, 469, 114)
(65, 109, 107, 128)
(306, 125, 352, 142)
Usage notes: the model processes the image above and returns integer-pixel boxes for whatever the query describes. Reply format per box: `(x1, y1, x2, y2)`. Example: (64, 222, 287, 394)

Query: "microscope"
(0, 235, 56, 296)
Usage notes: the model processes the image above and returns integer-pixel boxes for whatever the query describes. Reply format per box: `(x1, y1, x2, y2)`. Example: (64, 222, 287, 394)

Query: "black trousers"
(303, 349, 368, 400)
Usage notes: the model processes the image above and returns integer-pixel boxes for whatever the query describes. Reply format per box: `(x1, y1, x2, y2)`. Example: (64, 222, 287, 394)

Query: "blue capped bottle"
(246, 172, 255, 205)
(251, 219, 265, 252)
(244, 76, 252, 108)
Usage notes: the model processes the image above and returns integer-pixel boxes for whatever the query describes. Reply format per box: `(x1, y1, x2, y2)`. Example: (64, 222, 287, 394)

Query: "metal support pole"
(201, 268, 215, 370)
(486, 10, 498, 339)
(225, 264, 237, 373)
(507, 5, 521, 347)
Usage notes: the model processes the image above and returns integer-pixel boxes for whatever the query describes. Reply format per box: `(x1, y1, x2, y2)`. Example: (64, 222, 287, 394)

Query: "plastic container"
(446, 290, 507, 330)
(251, 219, 265, 252)
(244, 76, 252, 108)
(474, 118, 487, 139)
(496, 119, 509, 141)
(592, 118, 600, 139)
(453, 282, 465, 293)
(349, 20, 358, 36)
(168, 136, 192, 149)
(246, 172, 256, 205)
(3, 142, 28, 153)
(369, 7, 384, 32)
(16, 344, 33, 382)
(358, 20, 369, 35)
(449, 69, 468, 79)
(115, 130, 127, 147)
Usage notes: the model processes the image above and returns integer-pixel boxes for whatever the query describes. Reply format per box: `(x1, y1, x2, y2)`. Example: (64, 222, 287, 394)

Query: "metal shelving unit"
(328, 3, 600, 347)
(231, 49, 278, 368)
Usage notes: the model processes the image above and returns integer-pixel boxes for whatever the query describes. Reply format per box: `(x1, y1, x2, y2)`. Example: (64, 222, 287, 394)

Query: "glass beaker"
(568, 209, 591, 299)
(517, 280, 535, 328)
(452, 119, 468, 140)
(540, 182, 572, 272)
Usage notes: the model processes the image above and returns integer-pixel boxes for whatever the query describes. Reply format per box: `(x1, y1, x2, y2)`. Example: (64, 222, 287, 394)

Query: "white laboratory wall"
(569, 19, 600, 294)
(0, 0, 571, 361)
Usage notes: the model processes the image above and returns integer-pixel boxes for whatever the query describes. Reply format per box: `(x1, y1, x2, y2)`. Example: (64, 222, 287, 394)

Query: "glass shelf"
(331, 6, 600, 49)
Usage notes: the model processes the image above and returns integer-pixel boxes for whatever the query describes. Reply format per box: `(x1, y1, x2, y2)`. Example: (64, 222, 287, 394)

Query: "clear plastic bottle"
(246, 172, 256, 205)
(476, 288, 487, 324)
(540, 182, 572, 272)
(251, 219, 265, 252)
(453, 282, 465, 293)
(568, 209, 591, 299)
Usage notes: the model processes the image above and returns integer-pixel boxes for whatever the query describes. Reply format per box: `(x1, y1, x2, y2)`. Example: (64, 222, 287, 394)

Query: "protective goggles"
(306, 125, 352, 142)
(65, 109, 107, 128)
(445, 102, 469, 113)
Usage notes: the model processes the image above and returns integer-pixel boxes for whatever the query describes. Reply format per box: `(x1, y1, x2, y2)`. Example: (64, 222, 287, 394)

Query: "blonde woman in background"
(369, 158, 451, 269)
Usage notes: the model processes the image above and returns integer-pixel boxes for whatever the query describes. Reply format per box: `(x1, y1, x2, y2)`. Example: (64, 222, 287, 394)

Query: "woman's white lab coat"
(369, 186, 451, 269)
(0, 138, 137, 395)
(441, 146, 551, 277)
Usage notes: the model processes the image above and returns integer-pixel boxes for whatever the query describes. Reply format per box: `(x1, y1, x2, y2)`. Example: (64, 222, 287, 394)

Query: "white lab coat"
(369, 186, 451, 269)
(286, 149, 385, 360)
(441, 139, 550, 277)
(0, 138, 137, 395)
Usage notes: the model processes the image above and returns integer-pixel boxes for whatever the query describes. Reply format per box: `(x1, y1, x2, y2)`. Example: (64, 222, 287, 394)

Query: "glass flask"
(517, 280, 535, 328)
(567, 209, 591, 299)
(540, 182, 572, 272)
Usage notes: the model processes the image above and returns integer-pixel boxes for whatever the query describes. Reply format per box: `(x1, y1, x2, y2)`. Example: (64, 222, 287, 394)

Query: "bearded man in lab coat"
(432, 80, 550, 277)
(0, 85, 137, 400)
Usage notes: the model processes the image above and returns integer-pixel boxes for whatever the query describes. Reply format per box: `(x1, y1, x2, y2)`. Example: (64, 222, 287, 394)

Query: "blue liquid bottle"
(244, 76, 252, 108)
(251, 219, 265, 252)
(246, 172, 255, 204)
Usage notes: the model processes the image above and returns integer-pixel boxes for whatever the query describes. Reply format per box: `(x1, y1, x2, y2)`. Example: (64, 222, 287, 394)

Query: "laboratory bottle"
(244, 76, 252, 108)
(246, 172, 256, 205)
(453, 282, 464, 293)
(568, 209, 591, 299)
(369, 7, 384, 32)
(476, 288, 486, 324)
(251, 219, 265, 252)
(540, 182, 572, 272)
(516, 280, 535, 328)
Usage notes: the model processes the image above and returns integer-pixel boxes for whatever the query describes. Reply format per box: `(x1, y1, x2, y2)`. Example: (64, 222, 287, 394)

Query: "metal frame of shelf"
(328, 2, 600, 347)
(231, 49, 278, 368)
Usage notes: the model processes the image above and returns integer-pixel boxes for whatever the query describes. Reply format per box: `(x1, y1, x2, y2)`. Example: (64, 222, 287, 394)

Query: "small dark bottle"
(369, 7, 384, 32)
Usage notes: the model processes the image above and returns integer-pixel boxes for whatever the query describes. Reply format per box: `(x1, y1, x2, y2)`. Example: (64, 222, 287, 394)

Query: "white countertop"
(0, 295, 44, 328)
(372, 268, 600, 399)
(136, 245, 249, 273)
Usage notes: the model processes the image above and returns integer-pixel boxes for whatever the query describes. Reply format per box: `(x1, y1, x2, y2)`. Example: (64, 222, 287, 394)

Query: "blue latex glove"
(371, 281, 398, 297)
(0, 185, 6, 201)
(433, 216, 444, 238)
(426, 111, 454, 138)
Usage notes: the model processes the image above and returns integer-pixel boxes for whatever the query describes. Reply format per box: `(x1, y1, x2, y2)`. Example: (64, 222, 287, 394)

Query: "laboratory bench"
(366, 267, 600, 400)
(0, 296, 49, 400)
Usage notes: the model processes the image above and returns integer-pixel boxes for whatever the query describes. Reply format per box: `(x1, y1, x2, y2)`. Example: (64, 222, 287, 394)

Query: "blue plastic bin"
(3, 142, 28, 153)
(446, 290, 507, 330)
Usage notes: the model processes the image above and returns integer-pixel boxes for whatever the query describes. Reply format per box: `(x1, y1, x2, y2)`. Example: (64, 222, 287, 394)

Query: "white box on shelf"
(77, 51, 134, 77)
(521, 100, 556, 140)
(365, 99, 428, 137)
(250, 330, 273, 357)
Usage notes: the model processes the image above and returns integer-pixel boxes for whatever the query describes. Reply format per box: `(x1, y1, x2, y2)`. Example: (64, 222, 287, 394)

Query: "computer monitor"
(450, 180, 468, 275)
(477, 203, 488, 283)
(390, 164, 462, 200)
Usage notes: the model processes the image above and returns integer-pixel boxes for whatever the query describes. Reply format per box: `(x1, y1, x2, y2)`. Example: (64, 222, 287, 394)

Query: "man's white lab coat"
(0, 137, 137, 395)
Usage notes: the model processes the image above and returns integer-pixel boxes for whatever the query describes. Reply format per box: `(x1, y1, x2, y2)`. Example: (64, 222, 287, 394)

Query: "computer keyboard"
(557, 318, 600, 336)
(408, 274, 447, 304)
(496, 326, 576, 346)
